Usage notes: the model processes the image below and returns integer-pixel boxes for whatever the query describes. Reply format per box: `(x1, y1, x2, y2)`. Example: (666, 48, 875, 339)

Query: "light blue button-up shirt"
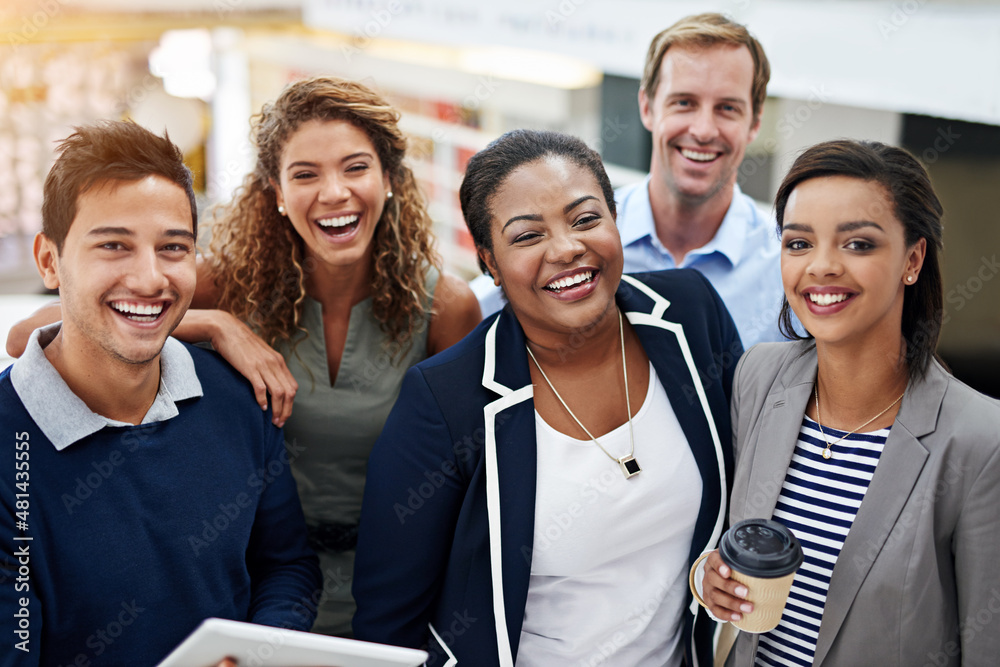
(471, 179, 792, 348)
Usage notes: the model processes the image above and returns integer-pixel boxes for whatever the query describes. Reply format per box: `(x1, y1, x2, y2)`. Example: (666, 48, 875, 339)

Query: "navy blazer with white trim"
(353, 270, 742, 666)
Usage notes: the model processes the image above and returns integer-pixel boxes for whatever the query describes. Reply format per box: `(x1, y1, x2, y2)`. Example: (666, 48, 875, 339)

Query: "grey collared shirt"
(10, 323, 203, 451)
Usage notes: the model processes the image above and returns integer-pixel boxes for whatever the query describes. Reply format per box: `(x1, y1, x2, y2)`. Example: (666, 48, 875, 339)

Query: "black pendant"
(619, 455, 641, 478)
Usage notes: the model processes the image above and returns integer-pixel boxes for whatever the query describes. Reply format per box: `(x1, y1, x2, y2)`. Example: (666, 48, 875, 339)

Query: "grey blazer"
(726, 341, 1000, 666)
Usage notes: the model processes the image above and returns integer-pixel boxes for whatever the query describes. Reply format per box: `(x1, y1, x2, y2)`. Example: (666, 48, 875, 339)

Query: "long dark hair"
(774, 139, 944, 381)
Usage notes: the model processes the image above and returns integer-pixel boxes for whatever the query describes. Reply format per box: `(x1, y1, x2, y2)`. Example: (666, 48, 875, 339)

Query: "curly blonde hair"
(209, 76, 440, 352)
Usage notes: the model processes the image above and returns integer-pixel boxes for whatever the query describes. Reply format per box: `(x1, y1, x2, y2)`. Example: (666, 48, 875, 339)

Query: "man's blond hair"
(641, 12, 770, 124)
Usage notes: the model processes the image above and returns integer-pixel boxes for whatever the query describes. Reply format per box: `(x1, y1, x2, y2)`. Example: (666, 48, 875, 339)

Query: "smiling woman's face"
(480, 155, 622, 340)
(272, 119, 390, 271)
(780, 175, 926, 348)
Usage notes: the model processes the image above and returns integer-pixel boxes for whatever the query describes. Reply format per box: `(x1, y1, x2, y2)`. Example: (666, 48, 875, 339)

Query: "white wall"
(305, 0, 1000, 126)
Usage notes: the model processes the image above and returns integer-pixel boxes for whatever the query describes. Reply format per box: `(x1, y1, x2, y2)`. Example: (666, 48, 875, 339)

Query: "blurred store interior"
(1, 0, 998, 395)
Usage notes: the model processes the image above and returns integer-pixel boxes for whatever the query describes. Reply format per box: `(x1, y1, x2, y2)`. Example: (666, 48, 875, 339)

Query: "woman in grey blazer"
(700, 140, 1000, 666)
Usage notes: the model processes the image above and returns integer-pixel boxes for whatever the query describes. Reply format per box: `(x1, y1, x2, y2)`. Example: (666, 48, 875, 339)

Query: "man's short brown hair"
(42, 120, 197, 252)
(641, 12, 770, 124)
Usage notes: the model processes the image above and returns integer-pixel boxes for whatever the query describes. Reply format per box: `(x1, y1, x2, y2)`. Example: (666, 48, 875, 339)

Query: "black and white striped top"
(754, 416, 890, 667)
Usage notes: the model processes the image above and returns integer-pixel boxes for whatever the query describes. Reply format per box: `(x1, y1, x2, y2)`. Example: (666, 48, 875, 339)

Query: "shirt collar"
(10, 323, 203, 451)
(617, 176, 657, 248)
(689, 183, 755, 267)
(616, 178, 757, 267)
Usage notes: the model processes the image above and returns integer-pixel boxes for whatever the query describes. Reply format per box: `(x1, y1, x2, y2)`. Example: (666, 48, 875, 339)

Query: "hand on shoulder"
(5, 300, 61, 358)
(184, 309, 298, 427)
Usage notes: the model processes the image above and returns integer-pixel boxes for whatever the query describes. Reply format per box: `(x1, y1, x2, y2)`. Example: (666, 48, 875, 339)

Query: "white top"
(516, 363, 701, 667)
(755, 416, 889, 666)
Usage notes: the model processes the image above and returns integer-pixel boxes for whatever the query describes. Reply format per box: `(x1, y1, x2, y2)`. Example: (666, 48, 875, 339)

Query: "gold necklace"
(526, 309, 640, 479)
(813, 383, 904, 460)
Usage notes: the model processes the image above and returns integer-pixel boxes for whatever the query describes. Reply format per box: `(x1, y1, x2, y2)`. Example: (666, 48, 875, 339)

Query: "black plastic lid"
(719, 518, 804, 578)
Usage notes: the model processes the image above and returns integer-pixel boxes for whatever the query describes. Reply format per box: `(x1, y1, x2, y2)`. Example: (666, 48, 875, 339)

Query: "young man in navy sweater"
(0, 120, 321, 666)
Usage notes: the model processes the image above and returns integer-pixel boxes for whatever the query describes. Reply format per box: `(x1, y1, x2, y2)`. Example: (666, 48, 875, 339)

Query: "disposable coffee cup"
(719, 518, 804, 633)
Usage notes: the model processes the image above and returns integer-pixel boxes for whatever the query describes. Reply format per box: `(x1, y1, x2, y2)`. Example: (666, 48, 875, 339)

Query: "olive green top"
(279, 266, 438, 635)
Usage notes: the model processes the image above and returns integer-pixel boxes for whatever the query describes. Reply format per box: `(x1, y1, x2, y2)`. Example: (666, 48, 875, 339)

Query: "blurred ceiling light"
(458, 47, 602, 90)
(149, 29, 215, 100)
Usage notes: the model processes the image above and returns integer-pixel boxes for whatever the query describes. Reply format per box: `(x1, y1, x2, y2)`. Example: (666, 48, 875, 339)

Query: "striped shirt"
(754, 416, 890, 666)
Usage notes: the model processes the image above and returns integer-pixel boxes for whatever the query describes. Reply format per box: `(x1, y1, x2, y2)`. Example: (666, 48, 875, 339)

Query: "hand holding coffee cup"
(692, 518, 803, 633)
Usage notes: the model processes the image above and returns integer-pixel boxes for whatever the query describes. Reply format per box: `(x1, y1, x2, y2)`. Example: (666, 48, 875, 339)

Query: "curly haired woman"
(197, 77, 480, 635)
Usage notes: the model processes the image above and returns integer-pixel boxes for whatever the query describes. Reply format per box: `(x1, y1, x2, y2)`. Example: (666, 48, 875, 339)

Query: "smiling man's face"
(36, 175, 196, 368)
(640, 43, 760, 207)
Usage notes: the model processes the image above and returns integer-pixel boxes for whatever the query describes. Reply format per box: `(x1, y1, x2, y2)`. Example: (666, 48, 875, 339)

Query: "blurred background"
(1, 0, 998, 396)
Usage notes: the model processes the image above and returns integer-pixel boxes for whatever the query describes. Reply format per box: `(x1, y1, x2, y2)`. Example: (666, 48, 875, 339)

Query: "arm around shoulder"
(427, 271, 481, 355)
(181, 309, 298, 426)
(183, 259, 298, 425)
(6, 301, 60, 358)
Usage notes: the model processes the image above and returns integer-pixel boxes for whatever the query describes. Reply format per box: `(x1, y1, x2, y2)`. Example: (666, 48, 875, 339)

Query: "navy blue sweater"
(0, 344, 320, 666)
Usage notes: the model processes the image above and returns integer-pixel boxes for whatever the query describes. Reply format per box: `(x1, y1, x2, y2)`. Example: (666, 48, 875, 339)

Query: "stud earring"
(278, 205, 286, 216)
(386, 191, 393, 199)
(906, 275, 914, 283)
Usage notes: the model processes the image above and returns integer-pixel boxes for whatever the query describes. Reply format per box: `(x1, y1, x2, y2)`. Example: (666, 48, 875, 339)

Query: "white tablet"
(156, 618, 428, 667)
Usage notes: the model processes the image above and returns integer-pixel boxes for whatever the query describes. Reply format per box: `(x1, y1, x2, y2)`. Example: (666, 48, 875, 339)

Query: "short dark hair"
(641, 12, 770, 125)
(459, 129, 616, 274)
(42, 120, 197, 252)
(774, 139, 944, 381)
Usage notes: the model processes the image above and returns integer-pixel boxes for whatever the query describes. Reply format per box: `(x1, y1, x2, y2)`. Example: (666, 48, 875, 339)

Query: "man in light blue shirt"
(472, 13, 792, 348)
(613, 177, 785, 347)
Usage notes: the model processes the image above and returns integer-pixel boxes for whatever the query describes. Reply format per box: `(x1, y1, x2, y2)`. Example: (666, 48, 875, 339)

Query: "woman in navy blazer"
(353, 130, 742, 666)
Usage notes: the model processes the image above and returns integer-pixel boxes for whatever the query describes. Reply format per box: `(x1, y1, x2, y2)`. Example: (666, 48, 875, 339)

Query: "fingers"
(704, 551, 754, 622)
(264, 362, 298, 428)
(213, 319, 298, 427)
(214, 658, 238, 667)
(251, 379, 269, 413)
(248, 347, 298, 427)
